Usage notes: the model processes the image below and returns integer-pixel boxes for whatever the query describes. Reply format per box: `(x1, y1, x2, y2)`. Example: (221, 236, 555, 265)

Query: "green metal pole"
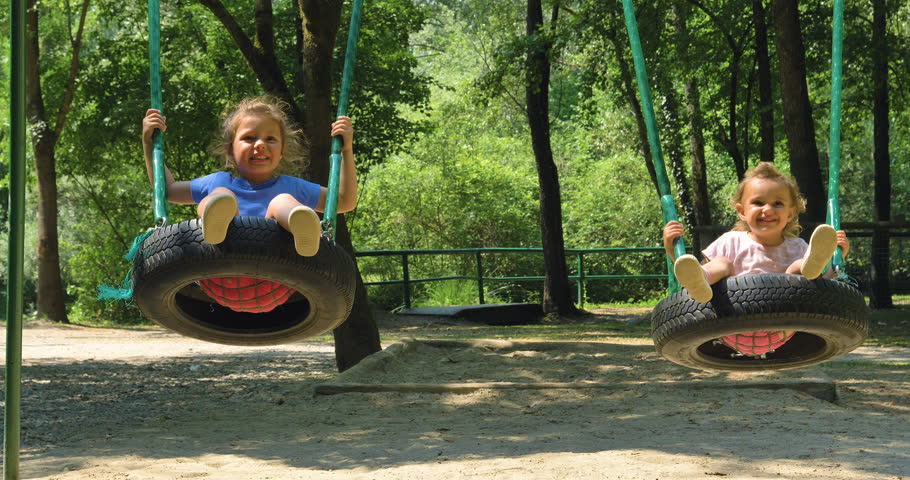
(621, 0, 682, 292)
(148, 0, 169, 226)
(827, 0, 845, 272)
(323, 0, 365, 239)
(5, 0, 27, 477)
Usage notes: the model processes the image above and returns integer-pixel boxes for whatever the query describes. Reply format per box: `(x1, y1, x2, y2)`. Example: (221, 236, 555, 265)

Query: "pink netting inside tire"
(197, 276, 295, 313)
(719, 330, 796, 356)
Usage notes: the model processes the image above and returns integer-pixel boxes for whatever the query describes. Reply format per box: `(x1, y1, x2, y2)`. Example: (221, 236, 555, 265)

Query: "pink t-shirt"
(701, 231, 808, 276)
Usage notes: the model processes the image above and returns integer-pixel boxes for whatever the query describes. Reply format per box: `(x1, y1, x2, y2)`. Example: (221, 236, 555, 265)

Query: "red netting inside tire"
(719, 330, 796, 356)
(197, 276, 295, 313)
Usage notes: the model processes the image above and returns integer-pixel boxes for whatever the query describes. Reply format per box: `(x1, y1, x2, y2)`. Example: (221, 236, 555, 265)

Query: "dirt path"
(1, 318, 909, 480)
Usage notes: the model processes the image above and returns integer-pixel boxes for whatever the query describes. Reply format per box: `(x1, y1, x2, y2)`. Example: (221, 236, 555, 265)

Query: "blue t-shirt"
(190, 171, 322, 217)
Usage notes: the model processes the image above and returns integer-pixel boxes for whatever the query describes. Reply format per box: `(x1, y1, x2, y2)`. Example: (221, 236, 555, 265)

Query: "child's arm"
(663, 221, 685, 261)
(316, 116, 358, 213)
(142, 109, 194, 204)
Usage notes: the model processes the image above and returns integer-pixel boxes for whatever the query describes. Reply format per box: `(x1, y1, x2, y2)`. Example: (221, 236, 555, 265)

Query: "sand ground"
(1, 312, 909, 480)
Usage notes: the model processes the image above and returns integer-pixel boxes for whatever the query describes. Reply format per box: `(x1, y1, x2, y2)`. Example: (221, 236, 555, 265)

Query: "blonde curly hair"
(729, 162, 807, 238)
(210, 95, 307, 175)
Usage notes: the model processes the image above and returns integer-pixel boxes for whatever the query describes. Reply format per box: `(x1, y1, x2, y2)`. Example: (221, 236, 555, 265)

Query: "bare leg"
(266, 194, 321, 256)
(198, 187, 238, 245)
(789, 224, 837, 279)
(673, 255, 733, 303)
(703, 257, 734, 285)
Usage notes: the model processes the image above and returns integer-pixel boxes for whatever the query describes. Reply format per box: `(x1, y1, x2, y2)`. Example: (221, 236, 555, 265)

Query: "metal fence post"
(475, 251, 485, 304)
(576, 252, 585, 307)
(401, 254, 411, 309)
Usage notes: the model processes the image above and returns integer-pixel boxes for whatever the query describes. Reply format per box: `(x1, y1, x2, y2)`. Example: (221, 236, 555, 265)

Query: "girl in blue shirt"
(141, 96, 357, 256)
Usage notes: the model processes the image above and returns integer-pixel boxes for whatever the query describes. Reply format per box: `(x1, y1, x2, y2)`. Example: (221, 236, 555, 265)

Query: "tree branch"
(197, 0, 260, 66)
(69, 175, 130, 250)
(254, 0, 275, 54)
(55, 0, 91, 140)
(198, 0, 299, 115)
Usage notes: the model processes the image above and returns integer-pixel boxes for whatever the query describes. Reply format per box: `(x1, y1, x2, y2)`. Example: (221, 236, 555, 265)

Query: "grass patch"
(584, 299, 660, 309)
(865, 304, 910, 347)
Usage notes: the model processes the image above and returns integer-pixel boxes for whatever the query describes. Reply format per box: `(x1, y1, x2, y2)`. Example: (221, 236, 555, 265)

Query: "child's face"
(735, 178, 798, 245)
(229, 114, 283, 183)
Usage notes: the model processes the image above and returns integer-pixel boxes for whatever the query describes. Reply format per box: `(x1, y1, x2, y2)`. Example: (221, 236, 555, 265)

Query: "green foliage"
(0, 202, 39, 320)
(44, 0, 434, 323)
(5, 0, 910, 322)
(343, 0, 435, 169)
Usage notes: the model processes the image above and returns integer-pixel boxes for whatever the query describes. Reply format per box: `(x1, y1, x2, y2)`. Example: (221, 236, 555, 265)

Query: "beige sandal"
(674, 254, 713, 303)
(287, 206, 321, 256)
(802, 224, 837, 280)
(201, 193, 238, 245)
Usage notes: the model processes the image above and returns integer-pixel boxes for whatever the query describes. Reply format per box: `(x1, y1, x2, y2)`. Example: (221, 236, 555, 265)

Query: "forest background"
(0, 0, 908, 327)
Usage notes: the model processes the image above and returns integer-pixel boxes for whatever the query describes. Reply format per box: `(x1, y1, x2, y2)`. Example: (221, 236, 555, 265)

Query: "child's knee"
(270, 193, 299, 205)
(210, 187, 236, 198)
(265, 194, 303, 219)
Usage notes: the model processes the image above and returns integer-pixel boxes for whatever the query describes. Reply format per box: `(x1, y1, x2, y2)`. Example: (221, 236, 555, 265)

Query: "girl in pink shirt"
(663, 162, 850, 304)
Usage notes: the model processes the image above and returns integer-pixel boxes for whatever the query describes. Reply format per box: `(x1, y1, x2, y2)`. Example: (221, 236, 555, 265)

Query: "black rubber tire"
(651, 273, 869, 371)
(131, 217, 356, 346)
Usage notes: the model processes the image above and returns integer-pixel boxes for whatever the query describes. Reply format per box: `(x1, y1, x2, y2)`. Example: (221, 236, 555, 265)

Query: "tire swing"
(100, 0, 366, 346)
(621, 0, 869, 371)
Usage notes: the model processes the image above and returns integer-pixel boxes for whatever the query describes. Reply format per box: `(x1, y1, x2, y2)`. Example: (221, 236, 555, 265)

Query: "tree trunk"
(870, 0, 892, 309)
(32, 139, 69, 323)
(527, 0, 576, 316)
(331, 217, 382, 371)
(299, 0, 382, 370)
(201, 0, 382, 370)
(656, 77, 695, 230)
(657, 4, 695, 231)
(753, 0, 775, 163)
(720, 46, 746, 178)
(772, 0, 825, 224)
(25, 0, 91, 324)
(299, 0, 343, 169)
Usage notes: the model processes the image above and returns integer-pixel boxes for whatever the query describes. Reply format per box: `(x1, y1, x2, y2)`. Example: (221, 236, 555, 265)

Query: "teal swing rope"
(620, 0, 683, 293)
(324, 0, 365, 238)
(620, 0, 850, 289)
(149, 0, 169, 227)
(827, 0, 847, 274)
(99, 0, 364, 300)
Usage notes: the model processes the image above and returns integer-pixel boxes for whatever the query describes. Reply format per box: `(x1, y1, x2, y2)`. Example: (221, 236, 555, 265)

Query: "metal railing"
(354, 247, 671, 309)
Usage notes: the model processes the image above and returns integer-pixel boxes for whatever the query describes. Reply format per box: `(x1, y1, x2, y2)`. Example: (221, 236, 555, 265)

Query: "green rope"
(96, 230, 154, 301)
(322, 0, 365, 240)
(97, 0, 167, 302)
(827, 0, 847, 276)
(620, 0, 682, 293)
(148, 0, 169, 226)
